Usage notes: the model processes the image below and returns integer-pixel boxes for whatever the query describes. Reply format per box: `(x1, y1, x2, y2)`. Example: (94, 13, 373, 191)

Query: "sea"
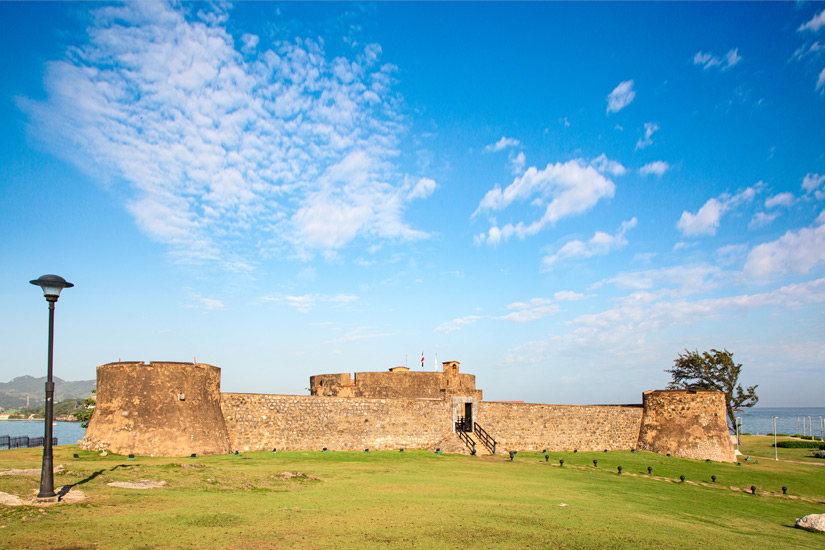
(734, 407, 825, 438)
(0, 420, 86, 445)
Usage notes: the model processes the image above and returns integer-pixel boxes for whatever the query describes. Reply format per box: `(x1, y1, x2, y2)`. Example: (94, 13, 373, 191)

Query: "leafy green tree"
(74, 390, 95, 428)
(665, 349, 758, 436)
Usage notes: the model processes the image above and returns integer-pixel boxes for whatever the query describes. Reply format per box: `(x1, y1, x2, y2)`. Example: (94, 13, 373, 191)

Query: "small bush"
(813, 450, 825, 459)
(791, 434, 824, 441)
(774, 440, 825, 449)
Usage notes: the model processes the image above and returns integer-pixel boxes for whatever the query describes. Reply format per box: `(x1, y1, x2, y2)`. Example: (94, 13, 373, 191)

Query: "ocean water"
(0, 420, 86, 445)
(735, 407, 825, 438)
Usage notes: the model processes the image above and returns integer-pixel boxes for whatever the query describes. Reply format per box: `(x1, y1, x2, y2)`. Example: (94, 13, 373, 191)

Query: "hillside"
(0, 376, 95, 410)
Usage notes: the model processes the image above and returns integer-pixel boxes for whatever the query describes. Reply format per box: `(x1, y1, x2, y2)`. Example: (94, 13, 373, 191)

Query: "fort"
(79, 360, 736, 462)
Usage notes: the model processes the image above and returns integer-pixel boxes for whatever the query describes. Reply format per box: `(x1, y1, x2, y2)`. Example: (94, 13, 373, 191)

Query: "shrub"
(774, 440, 825, 449)
(813, 450, 825, 459)
(791, 434, 824, 441)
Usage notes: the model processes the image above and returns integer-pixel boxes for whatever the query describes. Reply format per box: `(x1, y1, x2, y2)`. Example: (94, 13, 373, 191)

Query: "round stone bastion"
(79, 361, 231, 457)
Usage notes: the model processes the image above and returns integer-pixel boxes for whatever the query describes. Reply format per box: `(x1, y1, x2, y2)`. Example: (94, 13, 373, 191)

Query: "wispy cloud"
(474, 159, 616, 246)
(499, 298, 559, 323)
(765, 192, 795, 209)
(262, 293, 358, 313)
(802, 173, 825, 199)
(542, 218, 637, 269)
(639, 161, 669, 177)
(693, 48, 741, 71)
(744, 214, 825, 280)
(676, 185, 758, 237)
(589, 154, 626, 177)
(435, 314, 486, 334)
(188, 295, 225, 310)
(436, 291, 588, 332)
(20, 2, 434, 266)
(326, 327, 390, 344)
(484, 136, 520, 153)
(606, 80, 635, 114)
(799, 9, 825, 33)
(635, 122, 659, 150)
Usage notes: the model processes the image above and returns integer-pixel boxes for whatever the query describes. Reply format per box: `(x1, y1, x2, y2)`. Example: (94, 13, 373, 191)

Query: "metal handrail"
(456, 429, 476, 454)
(473, 422, 496, 454)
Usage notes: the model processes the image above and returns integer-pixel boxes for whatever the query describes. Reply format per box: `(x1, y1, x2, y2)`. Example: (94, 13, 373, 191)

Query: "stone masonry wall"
(310, 362, 480, 400)
(636, 390, 735, 462)
(478, 402, 644, 452)
(221, 393, 453, 452)
(79, 362, 231, 457)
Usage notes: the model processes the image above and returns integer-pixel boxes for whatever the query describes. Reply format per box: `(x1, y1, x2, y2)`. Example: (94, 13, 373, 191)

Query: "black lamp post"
(30, 274, 73, 499)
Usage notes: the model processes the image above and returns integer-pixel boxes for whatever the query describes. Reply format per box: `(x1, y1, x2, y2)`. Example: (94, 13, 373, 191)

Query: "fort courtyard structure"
(80, 360, 736, 462)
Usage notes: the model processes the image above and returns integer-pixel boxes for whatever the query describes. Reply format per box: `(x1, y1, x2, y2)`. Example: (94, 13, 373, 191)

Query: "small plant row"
(773, 440, 825, 449)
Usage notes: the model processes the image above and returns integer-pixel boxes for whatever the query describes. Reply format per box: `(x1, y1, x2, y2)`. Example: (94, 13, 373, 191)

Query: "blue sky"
(1, 2, 824, 406)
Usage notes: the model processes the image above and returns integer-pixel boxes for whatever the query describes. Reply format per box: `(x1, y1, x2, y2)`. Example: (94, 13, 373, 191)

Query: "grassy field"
(0, 436, 823, 549)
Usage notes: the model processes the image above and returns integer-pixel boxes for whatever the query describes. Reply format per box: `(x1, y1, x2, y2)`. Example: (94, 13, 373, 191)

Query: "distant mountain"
(0, 376, 95, 410)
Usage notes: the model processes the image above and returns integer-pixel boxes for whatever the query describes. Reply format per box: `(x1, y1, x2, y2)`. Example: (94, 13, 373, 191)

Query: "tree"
(665, 349, 758, 436)
(74, 390, 95, 428)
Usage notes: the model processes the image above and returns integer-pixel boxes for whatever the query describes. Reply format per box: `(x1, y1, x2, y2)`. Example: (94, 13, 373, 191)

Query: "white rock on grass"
(795, 513, 825, 532)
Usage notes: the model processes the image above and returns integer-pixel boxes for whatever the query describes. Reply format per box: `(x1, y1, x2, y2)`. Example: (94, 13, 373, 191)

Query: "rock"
(0, 492, 24, 506)
(106, 480, 168, 489)
(796, 513, 825, 532)
(278, 472, 319, 481)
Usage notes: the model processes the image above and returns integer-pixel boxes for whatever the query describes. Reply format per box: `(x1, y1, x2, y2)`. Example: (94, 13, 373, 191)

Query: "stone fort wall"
(79, 361, 736, 462)
(79, 362, 231, 456)
(636, 390, 735, 462)
(310, 361, 481, 400)
(478, 402, 644, 452)
(221, 394, 453, 452)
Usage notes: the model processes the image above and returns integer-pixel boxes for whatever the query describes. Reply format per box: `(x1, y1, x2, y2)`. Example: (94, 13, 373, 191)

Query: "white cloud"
(435, 314, 486, 334)
(188, 295, 225, 310)
(765, 192, 794, 208)
(799, 9, 825, 32)
(484, 136, 520, 153)
(635, 122, 659, 150)
(677, 198, 726, 236)
(802, 173, 825, 200)
(510, 151, 526, 175)
(499, 298, 559, 323)
(791, 40, 825, 62)
(676, 186, 758, 237)
(603, 264, 725, 296)
(407, 177, 437, 200)
(749, 211, 779, 229)
(542, 218, 637, 269)
(818, 67, 825, 91)
(474, 159, 616, 246)
(589, 154, 626, 176)
(326, 327, 390, 345)
(694, 48, 742, 71)
(21, 2, 433, 266)
(639, 161, 669, 177)
(606, 80, 635, 114)
(744, 215, 825, 279)
(263, 293, 358, 313)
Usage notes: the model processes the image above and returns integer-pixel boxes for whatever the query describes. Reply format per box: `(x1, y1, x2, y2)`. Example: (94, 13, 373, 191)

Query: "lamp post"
(30, 274, 73, 499)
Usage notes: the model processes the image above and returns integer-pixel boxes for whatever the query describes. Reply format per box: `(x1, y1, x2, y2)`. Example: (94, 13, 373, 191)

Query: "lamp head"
(30, 275, 73, 301)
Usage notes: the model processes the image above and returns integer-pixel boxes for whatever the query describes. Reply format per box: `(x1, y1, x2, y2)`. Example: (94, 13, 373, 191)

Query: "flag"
(421, 350, 424, 368)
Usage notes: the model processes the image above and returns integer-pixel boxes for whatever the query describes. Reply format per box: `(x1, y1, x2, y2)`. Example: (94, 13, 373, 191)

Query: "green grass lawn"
(0, 437, 823, 549)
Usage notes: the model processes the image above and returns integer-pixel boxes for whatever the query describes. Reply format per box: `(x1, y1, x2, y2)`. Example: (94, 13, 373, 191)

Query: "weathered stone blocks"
(79, 362, 231, 457)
